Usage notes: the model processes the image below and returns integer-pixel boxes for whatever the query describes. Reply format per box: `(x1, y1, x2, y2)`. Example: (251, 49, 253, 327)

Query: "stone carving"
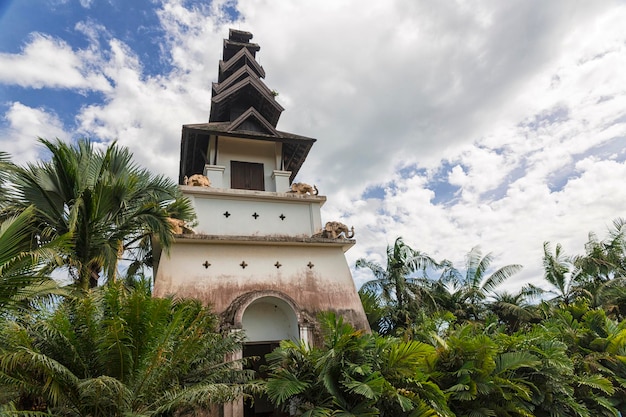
(183, 174, 211, 187)
(288, 182, 318, 195)
(167, 217, 195, 235)
(313, 221, 355, 239)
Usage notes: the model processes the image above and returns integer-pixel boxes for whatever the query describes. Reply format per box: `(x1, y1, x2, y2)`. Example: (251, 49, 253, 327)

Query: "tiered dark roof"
(179, 29, 315, 184)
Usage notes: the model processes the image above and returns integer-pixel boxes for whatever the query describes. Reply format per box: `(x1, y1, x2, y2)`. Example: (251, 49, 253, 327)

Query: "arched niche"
(241, 296, 299, 343)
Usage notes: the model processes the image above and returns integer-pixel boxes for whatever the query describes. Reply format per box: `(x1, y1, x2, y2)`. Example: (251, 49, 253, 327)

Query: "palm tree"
(356, 237, 439, 332)
(542, 242, 580, 306)
(574, 219, 626, 305)
(441, 246, 523, 321)
(0, 280, 256, 416)
(489, 284, 542, 333)
(358, 288, 393, 335)
(577, 218, 626, 281)
(596, 278, 626, 320)
(4, 138, 194, 290)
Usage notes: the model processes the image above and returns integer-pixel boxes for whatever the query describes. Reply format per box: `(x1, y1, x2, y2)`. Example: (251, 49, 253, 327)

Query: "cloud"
(72, 2, 231, 176)
(0, 33, 111, 92)
(239, 1, 618, 190)
(0, 2, 232, 176)
(0, 102, 70, 164)
(333, 0, 626, 289)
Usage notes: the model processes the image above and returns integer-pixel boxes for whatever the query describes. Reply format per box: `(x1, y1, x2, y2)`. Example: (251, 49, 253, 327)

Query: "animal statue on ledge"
(183, 174, 211, 187)
(167, 218, 195, 235)
(288, 182, 318, 195)
(313, 221, 355, 239)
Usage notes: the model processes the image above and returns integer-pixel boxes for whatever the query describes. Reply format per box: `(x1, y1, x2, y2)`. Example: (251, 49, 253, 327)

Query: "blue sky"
(1, 0, 625, 292)
(0, 0, 181, 126)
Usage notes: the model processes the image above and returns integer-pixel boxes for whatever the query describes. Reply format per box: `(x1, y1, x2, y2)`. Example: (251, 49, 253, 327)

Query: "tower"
(153, 28, 368, 365)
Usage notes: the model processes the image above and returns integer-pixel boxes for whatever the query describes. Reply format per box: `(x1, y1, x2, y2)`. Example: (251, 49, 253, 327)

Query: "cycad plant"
(537, 305, 625, 416)
(0, 280, 256, 416)
(264, 312, 451, 417)
(429, 324, 540, 417)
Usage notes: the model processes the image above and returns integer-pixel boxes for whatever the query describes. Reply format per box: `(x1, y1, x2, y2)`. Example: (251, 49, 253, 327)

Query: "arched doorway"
(241, 296, 298, 417)
(242, 296, 299, 342)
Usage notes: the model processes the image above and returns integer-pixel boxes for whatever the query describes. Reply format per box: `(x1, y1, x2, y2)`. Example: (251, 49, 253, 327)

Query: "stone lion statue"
(167, 217, 195, 235)
(183, 174, 211, 187)
(288, 182, 318, 195)
(319, 221, 355, 239)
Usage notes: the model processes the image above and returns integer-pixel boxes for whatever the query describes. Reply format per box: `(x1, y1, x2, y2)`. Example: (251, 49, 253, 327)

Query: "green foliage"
(439, 246, 523, 322)
(265, 312, 452, 417)
(3, 138, 195, 289)
(357, 237, 440, 333)
(0, 206, 67, 313)
(359, 289, 393, 335)
(0, 281, 255, 416)
(0, 151, 12, 211)
(355, 223, 626, 415)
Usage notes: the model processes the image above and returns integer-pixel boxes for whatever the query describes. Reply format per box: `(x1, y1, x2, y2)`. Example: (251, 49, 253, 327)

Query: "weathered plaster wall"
(153, 239, 369, 331)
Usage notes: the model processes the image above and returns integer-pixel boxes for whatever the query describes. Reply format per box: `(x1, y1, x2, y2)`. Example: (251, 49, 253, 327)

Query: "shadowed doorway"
(241, 296, 298, 417)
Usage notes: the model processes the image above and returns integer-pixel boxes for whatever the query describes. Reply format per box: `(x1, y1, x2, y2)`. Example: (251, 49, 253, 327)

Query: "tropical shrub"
(264, 312, 452, 417)
(0, 280, 256, 416)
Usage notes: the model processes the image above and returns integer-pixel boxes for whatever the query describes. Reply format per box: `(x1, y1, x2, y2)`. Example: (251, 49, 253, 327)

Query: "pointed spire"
(209, 30, 282, 129)
(179, 29, 316, 185)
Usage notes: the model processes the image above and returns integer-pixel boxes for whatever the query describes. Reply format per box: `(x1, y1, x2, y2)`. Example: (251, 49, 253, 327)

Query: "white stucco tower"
(153, 30, 368, 362)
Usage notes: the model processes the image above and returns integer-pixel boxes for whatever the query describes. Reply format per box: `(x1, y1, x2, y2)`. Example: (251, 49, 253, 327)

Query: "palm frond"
(265, 372, 310, 404)
(494, 352, 540, 374)
(0, 207, 68, 311)
(576, 374, 615, 395)
(482, 264, 523, 294)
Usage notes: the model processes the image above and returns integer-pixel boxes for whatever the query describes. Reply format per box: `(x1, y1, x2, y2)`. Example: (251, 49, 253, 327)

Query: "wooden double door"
(231, 161, 265, 191)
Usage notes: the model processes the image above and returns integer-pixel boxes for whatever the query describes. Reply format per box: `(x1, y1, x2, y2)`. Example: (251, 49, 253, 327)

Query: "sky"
(1, 0, 625, 294)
